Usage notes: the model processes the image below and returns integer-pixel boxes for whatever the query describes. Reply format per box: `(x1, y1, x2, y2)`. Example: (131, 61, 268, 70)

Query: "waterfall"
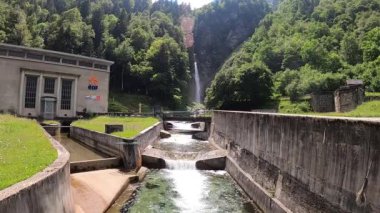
(194, 61, 201, 103)
(165, 159, 196, 170)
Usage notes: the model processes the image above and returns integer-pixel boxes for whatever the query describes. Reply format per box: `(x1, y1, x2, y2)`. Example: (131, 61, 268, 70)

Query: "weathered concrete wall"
(0, 132, 74, 213)
(210, 111, 380, 213)
(70, 122, 162, 171)
(70, 157, 122, 173)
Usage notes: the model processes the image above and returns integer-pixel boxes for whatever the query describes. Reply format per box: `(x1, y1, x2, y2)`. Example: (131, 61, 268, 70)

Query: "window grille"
(25, 76, 38, 108)
(44, 77, 55, 94)
(61, 79, 73, 110)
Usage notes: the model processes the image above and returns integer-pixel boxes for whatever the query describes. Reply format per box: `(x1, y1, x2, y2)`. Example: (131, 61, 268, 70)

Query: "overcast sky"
(178, 0, 213, 8)
(153, 0, 213, 9)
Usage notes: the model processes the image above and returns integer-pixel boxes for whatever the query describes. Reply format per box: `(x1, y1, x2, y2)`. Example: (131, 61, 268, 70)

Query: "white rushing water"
(194, 61, 201, 103)
(165, 159, 197, 170)
(165, 159, 207, 212)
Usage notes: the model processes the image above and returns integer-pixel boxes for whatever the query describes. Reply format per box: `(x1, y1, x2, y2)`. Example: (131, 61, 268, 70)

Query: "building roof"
(0, 43, 114, 68)
(346, 79, 363, 86)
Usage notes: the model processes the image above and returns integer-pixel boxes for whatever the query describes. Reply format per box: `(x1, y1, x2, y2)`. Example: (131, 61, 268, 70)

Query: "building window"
(25, 75, 38, 108)
(62, 58, 77, 65)
(44, 77, 55, 94)
(61, 79, 73, 110)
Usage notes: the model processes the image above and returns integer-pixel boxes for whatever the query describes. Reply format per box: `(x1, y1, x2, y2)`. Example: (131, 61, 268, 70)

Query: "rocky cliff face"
(193, 0, 270, 101)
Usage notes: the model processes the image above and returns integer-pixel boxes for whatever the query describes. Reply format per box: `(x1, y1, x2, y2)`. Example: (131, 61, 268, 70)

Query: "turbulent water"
(123, 121, 260, 213)
(194, 62, 201, 103)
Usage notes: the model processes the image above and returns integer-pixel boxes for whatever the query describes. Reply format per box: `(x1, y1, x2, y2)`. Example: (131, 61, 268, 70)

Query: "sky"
(178, 0, 213, 8)
(153, 0, 213, 9)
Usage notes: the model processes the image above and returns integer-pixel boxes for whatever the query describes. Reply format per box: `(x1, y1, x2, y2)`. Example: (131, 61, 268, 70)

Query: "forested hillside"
(206, 0, 380, 109)
(0, 0, 191, 109)
(193, 0, 271, 101)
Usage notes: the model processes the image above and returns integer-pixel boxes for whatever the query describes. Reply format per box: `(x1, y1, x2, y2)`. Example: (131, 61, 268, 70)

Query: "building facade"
(0, 43, 113, 119)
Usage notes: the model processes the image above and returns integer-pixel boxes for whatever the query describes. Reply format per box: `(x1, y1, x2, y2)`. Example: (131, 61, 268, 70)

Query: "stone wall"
(210, 111, 380, 213)
(70, 122, 162, 171)
(0, 132, 74, 213)
(335, 86, 365, 112)
(311, 93, 335, 112)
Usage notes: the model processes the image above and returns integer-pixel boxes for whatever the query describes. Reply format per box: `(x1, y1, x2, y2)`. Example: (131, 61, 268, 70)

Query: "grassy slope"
(72, 116, 159, 138)
(0, 115, 57, 190)
(311, 101, 380, 117)
(277, 97, 380, 117)
(109, 93, 153, 113)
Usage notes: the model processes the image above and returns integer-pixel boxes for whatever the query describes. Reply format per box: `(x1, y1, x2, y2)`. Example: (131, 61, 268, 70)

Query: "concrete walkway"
(71, 169, 137, 213)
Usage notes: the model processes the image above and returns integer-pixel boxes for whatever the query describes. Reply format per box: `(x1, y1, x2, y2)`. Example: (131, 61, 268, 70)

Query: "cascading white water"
(165, 159, 196, 170)
(165, 159, 207, 212)
(194, 61, 201, 103)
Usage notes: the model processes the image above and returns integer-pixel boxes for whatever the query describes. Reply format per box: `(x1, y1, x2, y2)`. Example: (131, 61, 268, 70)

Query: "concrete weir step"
(142, 148, 227, 170)
(71, 169, 137, 213)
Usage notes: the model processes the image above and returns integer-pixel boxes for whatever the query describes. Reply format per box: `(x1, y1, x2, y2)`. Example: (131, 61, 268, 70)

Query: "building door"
(41, 97, 56, 120)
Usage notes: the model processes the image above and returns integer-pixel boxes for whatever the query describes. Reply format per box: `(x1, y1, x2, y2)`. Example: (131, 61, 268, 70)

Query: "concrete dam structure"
(210, 111, 380, 212)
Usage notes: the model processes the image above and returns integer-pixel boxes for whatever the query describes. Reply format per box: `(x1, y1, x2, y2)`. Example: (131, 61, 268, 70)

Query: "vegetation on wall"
(206, 0, 380, 109)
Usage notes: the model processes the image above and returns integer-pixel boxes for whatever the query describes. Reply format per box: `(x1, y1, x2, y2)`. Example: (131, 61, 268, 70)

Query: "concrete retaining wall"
(210, 111, 380, 213)
(70, 122, 162, 171)
(70, 157, 122, 173)
(0, 132, 73, 213)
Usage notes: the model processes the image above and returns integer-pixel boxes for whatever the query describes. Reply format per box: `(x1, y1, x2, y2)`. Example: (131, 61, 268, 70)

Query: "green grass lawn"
(277, 96, 313, 114)
(71, 116, 159, 138)
(366, 92, 380, 98)
(0, 115, 57, 190)
(309, 101, 380, 117)
(109, 93, 153, 113)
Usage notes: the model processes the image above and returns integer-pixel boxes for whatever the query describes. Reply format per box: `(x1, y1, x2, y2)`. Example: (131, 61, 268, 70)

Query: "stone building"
(310, 92, 335, 112)
(334, 81, 365, 113)
(0, 43, 113, 119)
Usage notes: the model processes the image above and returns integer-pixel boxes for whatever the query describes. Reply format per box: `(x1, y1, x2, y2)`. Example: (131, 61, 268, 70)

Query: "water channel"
(54, 133, 108, 162)
(121, 121, 261, 213)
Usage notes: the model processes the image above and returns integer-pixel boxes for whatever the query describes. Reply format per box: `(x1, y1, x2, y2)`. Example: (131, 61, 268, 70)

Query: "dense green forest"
(1, 0, 379, 111)
(0, 0, 192, 109)
(205, 0, 380, 109)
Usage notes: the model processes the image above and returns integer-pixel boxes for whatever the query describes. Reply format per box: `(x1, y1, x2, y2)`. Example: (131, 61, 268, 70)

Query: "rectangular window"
(27, 53, 43, 60)
(94, 64, 107, 70)
(62, 58, 77, 65)
(0, 49, 7, 55)
(79, 61, 93, 67)
(45, 56, 61, 63)
(61, 79, 73, 110)
(24, 76, 38, 108)
(44, 77, 55, 94)
(9, 50, 25, 58)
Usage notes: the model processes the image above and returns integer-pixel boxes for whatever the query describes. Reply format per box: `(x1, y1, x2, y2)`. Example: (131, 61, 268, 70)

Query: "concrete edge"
(209, 139, 291, 213)
(71, 121, 162, 142)
(104, 172, 140, 213)
(226, 157, 292, 213)
(0, 128, 73, 211)
(214, 110, 380, 124)
(70, 157, 122, 173)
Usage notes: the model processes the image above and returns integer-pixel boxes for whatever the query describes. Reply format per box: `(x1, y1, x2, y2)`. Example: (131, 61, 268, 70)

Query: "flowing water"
(194, 62, 201, 103)
(53, 133, 107, 162)
(123, 122, 261, 213)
